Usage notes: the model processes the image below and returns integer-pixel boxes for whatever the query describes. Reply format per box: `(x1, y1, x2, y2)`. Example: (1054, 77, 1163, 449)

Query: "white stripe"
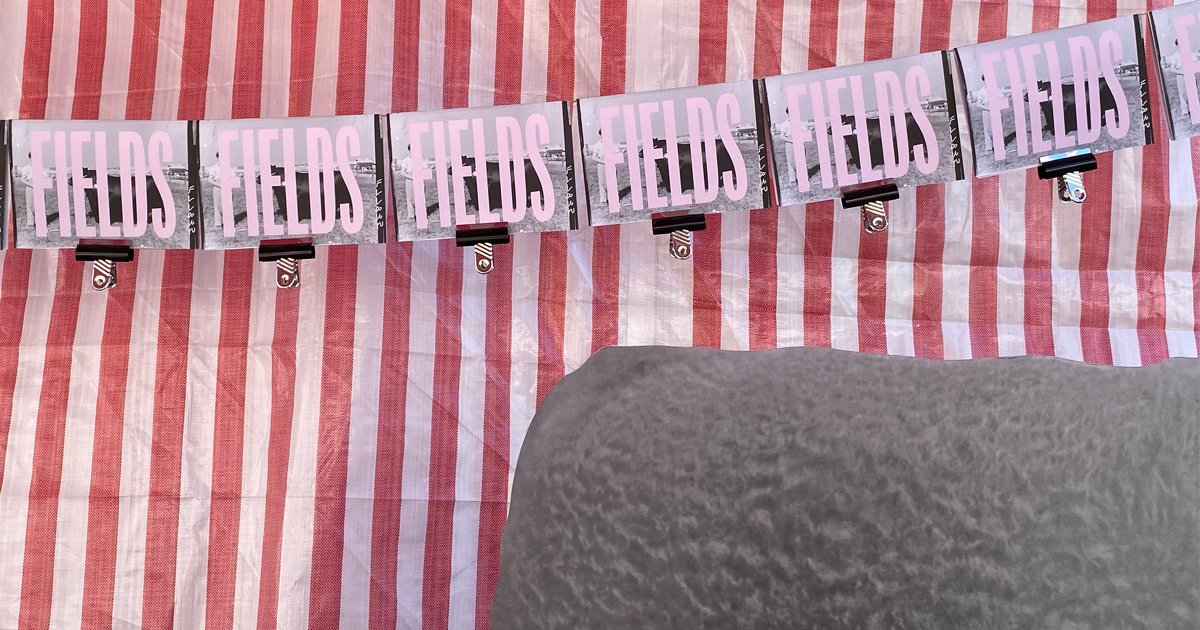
(448, 246, 485, 630)
(0, 0, 28, 117)
(885, 189, 916, 356)
(720, 212, 750, 349)
(274, 250, 330, 629)
(891, 0, 923, 58)
(364, 0, 394, 113)
(109, 251, 166, 630)
(724, 0, 757, 82)
(204, 0, 239, 119)
(1108, 148, 1143, 366)
(779, 0, 811, 75)
(98, 0, 134, 119)
(229, 261, 276, 629)
(1006, 0, 1033, 38)
(574, 0, 602, 97)
(310, 0, 342, 116)
(830, 201, 860, 351)
(521, 0, 551, 102)
(44, 0, 81, 119)
(947, 0, 979, 49)
(260, 0, 294, 118)
(172, 251, 224, 628)
(1058, 0, 1087, 29)
(941, 180, 973, 359)
(396, 240, 438, 630)
(45, 261, 104, 630)
(338, 244, 386, 629)
(416, 0, 446, 111)
(1052, 201, 1085, 362)
(837, 0, 866, 66)
(996, 171, 1027, 357)
(509, 233, 541, 472)
(467, 0, 498, 109)
(776, 204, 806, 347)
(0, 251, 56, 629)
(1165, 139, 1198, 357)
(151, 0, 188, 119)
(563, 229, 594, 373)
(626, 0, 700, 92)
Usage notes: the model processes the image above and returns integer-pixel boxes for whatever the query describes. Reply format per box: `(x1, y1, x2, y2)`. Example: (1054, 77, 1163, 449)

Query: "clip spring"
(669, 230, 693, 260)
(474, 242, 495, 274)
(860, 200, 888, 234)
(91, 259, 117, 291)
(276, 257, 300, 289)
(1057, 171, 1086, 203)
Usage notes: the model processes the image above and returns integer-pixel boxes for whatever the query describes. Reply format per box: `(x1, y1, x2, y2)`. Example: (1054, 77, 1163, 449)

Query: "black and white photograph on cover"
(389, 102, 573, 242)
(198, 116, 382, 250)
(10, 120, 192, 249)
(1, 121, 8, 250)
(762, 52, 962, 207)
(957, 15, 1151, 177)
(578, 80, 768, 227)
(1150, 4, 1200, 140)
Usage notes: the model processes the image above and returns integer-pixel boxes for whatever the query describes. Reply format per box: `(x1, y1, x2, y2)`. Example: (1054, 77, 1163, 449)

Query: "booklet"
(1149, 4, 1200, 140)
(1, 121, 8, 249)
(198, 115, 386, 249)
(10, 120, 197, 249)
(762, 51, 965, 206)
(577, 80, 771, 226)
(956, 15, 1152, 177)
(389, 102, 576, 241)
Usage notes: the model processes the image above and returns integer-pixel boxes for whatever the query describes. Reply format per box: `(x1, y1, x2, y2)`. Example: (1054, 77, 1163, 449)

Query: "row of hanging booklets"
(0, 10, 1198, 290)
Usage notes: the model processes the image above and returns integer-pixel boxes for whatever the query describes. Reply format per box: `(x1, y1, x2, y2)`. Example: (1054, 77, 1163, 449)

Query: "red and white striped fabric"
(0, 0, 1196, 628)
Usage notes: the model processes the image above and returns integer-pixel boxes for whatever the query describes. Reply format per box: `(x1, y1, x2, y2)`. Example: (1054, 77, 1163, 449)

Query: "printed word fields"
(980, 32, 1131, 160)
(216, 126, 366, 237)
(785, 68, 939, 192)
(597, 96, 748, 212)
(28, 130, 178, 239)
(407, 115, 556, 229)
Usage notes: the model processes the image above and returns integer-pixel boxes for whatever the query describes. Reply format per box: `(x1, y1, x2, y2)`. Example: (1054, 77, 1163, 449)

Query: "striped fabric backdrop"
(0, 0, 1197, 628)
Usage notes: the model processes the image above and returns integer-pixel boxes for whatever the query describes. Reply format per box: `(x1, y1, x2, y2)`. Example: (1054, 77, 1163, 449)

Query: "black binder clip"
(1037, 148, 1096, 204)
(651, 212, 706, 260)
(841, 181, 900, 234)
(258, 240, 315, 289)
(456, 223, 510, 274)
(75, 242, 134, 291)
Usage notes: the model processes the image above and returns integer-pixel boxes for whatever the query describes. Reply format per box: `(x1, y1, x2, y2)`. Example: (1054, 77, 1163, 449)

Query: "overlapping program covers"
(1149, 4, 1200, 140)
(198, 115, 387, 249)
(10, 120, 197, 249)
(762, 52, 965, 206)
(957, 15, 1152, 177)
(577, 81, 771, 226)
(389, 102, 576, 241)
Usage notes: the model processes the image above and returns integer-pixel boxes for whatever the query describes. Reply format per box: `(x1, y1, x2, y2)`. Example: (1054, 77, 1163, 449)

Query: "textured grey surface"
(491, 347, 1200, 630)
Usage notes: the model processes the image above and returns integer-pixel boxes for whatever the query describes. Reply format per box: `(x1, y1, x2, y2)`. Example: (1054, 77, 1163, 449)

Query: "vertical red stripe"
(368, 243, 414, 630)
(177, 0, 216, 119)
(968, 175, 1000, 358)
(289, 0, 320, 117)
(1078, 152, 1115, 365)
(495, 0, 526, 103)
(799, 0, 839, 349)
(803, 202, 834, 347)
(72, 0, 109, 119)
(18, 255, 85, 630)
(591, 0, 628, 353)
(536, 234, 567, 407)
(1135, 20, 1171, 365)
(19, 0, 54, 118)
(80, 259, 140, 630)
(307, 246, 360, 628)
(202, 251, 254, 630)
(475, 243, 513, 630)
(692, 0, 728, 349)
(911, 0, 951, 359)
(422, 240, 465, 630)
(140, 251, 194, 630)
(231, 0, 267, 119)
(747, 0, 783, 351)
(125, 0, 164, 118)
(1023, 172, 1056, 355)
(855, 0, 895, 355)
(0, 250, 33, 497)
(336, 0, 370, 115)
(977, 0, 1008, 44)
(442, 0, 474, 111)
(255, 288, 301, 630)
(392, 0, 422, 113)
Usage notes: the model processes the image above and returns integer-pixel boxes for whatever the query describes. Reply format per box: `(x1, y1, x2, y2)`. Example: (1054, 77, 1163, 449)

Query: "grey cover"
(493, 347, 1199, 630)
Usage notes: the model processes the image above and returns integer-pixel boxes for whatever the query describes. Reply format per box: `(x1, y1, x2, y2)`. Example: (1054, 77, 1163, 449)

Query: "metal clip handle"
(669, 229, 692, 260)
(276, 257, 300, 289)
(91, 259, 117, 291)
(1057, 171, 1086, 203)
(474, 242, 494, 274)
(861, 200, 888, 234)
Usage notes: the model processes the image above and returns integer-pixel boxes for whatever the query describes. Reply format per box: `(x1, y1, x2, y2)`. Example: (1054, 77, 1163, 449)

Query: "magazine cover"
(198, 115, 386, 249)
(577, 80, 770, 226)
(956, 15, 1152, 177)
(389, 101, 575, 241)
(762, 51, 964, 207)
(10, 120, 196, 249)
(1150, 4, 1200, 140)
